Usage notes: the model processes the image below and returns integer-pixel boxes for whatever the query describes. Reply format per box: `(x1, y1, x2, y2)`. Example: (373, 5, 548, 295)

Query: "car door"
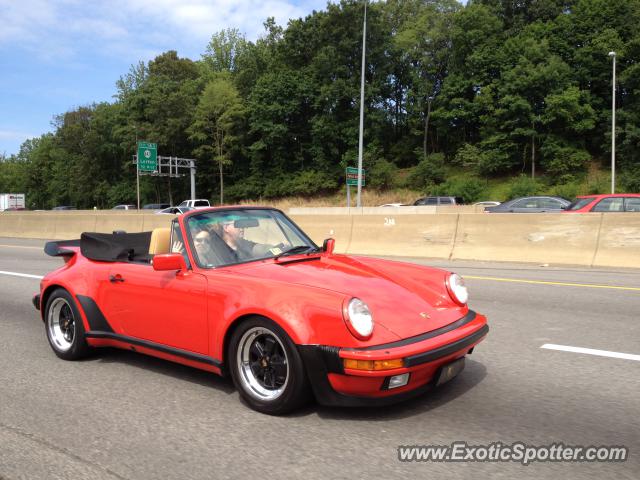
(97, 225, 208, 355)
(99, 263, 208, 354)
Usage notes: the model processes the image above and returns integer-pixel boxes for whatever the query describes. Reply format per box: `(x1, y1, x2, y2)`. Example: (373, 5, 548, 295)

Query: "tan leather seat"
(148, 228, 171, 255)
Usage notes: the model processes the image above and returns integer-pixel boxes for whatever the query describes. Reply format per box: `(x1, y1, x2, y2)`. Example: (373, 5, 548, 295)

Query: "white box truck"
(0, 193, 26, 211)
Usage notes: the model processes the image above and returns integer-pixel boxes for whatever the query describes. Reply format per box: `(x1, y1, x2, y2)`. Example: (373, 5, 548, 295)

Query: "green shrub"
(368, 159, 398, 190)
(406, 153, 446, 189)
(540, 138, 590, 182)
(551, 182, 581, 200)
(476, 149, 513, 176)
(431, 177, 487, 204)
(587, 175, 610, 194)
(225, 176, 265, 201)
(508, 175, 542, 198)
(620, 166, 640, 192)
(453, 143, 481, 168)
(260, 170, 338, 198)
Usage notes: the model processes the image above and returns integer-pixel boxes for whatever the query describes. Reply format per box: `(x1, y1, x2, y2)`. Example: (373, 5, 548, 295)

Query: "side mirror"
(153, 253, 187, 272)
(323, 238, 335, 255)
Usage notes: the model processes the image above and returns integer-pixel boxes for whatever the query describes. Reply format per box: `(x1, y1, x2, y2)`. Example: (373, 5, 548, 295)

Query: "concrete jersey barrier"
(1, 211, 640, 269)
(291, 212, 640, 269)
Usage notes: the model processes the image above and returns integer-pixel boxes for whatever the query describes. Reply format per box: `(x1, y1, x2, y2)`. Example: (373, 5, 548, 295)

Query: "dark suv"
(413, 196, 462, 206)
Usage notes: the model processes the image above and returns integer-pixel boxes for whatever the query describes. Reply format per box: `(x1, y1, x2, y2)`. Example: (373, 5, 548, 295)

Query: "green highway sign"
(346, 166, 366, 186)
(137, 142, 158, 172)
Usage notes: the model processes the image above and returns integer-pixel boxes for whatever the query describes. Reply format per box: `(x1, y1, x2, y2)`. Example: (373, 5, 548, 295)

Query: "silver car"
(485, 196, 571, 213)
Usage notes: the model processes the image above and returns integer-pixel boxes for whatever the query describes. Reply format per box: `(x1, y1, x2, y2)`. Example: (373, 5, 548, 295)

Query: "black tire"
(228, 317, 311, 415)
(44, 288, 90, 360)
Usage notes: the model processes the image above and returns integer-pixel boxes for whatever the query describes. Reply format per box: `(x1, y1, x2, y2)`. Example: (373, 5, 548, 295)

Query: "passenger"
(172, 227, 222, 266)
(183, 230, 220, 266)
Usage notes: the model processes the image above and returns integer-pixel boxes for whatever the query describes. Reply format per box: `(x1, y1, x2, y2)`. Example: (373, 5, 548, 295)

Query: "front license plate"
(436, 358, 465, 386)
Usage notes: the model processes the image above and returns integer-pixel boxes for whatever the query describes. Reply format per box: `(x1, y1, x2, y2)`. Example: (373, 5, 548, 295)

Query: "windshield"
(185, 209, 317, 268)
(568, 198, 595, 211)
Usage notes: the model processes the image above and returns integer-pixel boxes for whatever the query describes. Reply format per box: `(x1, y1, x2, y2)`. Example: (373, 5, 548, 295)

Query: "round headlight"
(344, 298, 374, 340)
(446, 273, 469, 306)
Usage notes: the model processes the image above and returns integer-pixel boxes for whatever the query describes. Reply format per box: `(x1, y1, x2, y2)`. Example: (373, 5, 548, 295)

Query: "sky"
(0, 0, 328, 157)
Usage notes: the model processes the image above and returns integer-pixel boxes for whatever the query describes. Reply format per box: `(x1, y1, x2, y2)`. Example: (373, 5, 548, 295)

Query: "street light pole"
(356, 0, 367, 208)
(609, 51, 616, 194)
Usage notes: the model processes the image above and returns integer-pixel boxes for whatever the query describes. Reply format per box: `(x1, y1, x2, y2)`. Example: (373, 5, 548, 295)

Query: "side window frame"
(511, 199, 532, 209)
(591, 198, 624, 212)
(170, 219, 191, 269)
(624, 197, 640, 212)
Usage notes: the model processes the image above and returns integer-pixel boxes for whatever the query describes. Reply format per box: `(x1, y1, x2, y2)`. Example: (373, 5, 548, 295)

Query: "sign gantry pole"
(133, 144, 197, 205)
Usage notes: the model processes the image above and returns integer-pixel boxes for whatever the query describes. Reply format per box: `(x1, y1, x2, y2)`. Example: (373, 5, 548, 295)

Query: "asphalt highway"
(0, 237, 638, 480)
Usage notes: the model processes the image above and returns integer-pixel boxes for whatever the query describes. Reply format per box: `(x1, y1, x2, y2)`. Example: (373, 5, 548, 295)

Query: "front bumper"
(298, 310, 488, 407)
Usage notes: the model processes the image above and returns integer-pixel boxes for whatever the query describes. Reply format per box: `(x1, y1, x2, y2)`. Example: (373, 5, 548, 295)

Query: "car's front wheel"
(229, 318, 310, 415)
(45, 288, 90, 360)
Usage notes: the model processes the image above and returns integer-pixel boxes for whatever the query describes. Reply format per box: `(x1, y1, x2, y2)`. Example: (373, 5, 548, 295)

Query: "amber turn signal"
(343, 358, 404, 371)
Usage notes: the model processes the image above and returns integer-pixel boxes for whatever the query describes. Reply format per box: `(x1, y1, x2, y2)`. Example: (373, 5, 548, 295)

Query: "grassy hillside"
(242, 163, 615, 209)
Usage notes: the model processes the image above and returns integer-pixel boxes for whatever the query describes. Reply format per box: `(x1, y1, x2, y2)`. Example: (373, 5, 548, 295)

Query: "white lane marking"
(0, 244, 42, 250)
(541, 344, 640, 362)
(0, 270, 44, 280)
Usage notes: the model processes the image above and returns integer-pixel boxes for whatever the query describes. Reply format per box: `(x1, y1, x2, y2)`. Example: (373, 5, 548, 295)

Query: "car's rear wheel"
(45, 289, 90, 360)
(229, 318, 310, 415)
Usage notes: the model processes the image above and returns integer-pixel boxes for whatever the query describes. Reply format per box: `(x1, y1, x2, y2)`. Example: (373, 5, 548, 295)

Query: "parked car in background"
(473, 201, 501, 207)
(112, 205, 136, 210)
(413, 196, 462, 206)
(178, 199, 211, 209)
(142, 203, 170, 210)
(563, 194, 640, 213)
(52, 206, 77, 211)
(156, 206, 195, 215)
(484, 196, 570, 213)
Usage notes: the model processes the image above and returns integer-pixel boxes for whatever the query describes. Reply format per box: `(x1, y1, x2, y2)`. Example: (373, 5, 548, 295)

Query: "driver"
(219, 219, 257, 260)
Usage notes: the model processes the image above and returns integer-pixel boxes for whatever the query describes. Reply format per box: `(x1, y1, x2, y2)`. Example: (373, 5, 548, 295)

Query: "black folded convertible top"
(44, 232, 153, 262)
(80, 231, 152, 262)
(44, 239, 81, 257)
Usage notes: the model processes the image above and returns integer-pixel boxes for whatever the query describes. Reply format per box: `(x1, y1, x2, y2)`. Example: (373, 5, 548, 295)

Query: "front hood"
(235, 255, 468, 339)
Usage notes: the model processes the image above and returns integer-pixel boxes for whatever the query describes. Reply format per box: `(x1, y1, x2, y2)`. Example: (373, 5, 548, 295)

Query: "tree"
(202, 28, 249, 74)
(395, 0, 460, 159)
(189, 76, 244, 204)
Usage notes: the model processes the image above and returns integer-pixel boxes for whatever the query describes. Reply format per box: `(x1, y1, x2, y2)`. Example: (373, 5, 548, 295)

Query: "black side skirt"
(85, 331, 222, 369)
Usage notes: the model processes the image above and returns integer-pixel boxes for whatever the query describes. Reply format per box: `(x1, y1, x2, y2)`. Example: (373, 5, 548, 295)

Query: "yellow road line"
(0, 244, 42, 250)
(465, 275, 640, 292)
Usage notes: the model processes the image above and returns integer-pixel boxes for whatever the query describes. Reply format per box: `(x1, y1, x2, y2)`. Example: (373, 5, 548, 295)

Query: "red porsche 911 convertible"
(33, 207, 488, 414)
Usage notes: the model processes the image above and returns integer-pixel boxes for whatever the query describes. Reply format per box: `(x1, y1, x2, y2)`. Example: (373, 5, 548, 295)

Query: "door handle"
(109, 274, 125, 283)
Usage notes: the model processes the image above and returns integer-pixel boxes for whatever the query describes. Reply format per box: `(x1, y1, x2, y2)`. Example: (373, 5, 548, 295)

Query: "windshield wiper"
(274, 245, 320, 260)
